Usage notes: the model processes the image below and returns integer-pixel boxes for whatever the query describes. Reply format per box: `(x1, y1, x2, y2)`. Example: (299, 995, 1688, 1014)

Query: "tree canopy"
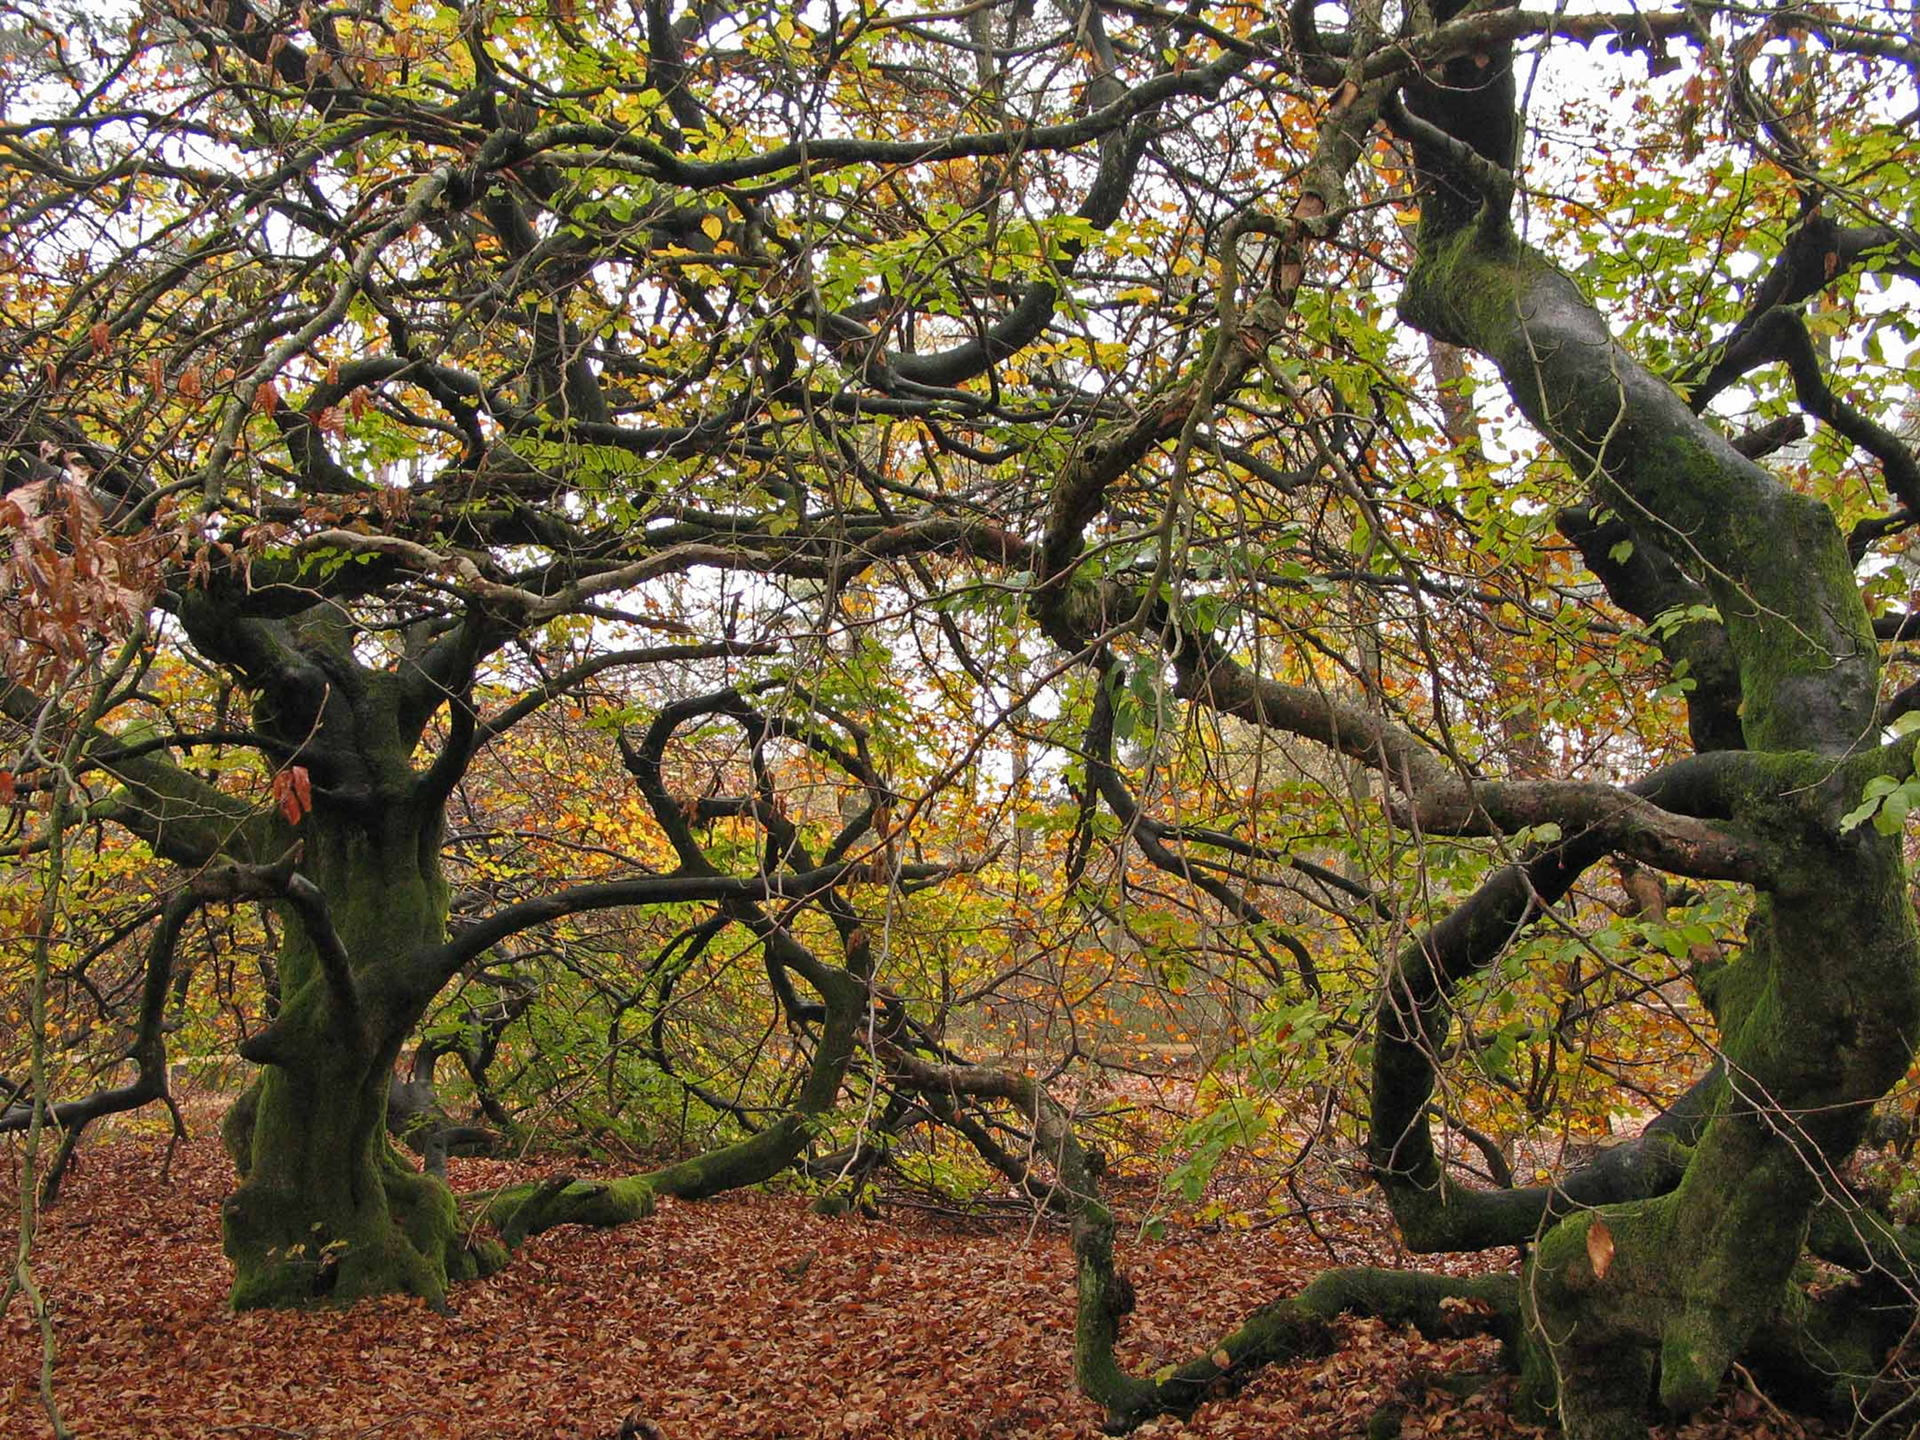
(4, 0, 1920, 1435)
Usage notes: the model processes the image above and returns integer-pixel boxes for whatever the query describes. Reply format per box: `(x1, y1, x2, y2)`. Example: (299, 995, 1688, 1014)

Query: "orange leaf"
(274, 764, 312, 826)
(1586, 1216, 1615, 1280)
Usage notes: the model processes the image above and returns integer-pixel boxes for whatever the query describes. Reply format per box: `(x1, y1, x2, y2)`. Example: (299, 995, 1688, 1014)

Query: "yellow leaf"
(1211, 1349, 1231, 1369)
(700, 214, 723, 242)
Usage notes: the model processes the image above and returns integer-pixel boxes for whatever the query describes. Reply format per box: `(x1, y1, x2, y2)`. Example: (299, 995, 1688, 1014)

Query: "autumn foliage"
(3, 0, 1920, 1436)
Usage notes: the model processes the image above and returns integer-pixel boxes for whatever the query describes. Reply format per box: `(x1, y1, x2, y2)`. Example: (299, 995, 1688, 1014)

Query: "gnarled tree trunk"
(1393, 15, 1920, 1434)
(219, 792, 497, 1309)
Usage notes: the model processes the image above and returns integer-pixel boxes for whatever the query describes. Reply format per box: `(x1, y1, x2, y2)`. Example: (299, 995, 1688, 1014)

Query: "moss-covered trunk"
(1399, 128, 1920, 1440)
(221, 806, 491, 1310)
(224, 1042, 485, 1310)
(1512, 852, 1919, 1437)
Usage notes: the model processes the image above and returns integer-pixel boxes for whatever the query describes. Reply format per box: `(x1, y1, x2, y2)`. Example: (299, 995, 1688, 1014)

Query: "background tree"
(2, 0, 1919, 1436)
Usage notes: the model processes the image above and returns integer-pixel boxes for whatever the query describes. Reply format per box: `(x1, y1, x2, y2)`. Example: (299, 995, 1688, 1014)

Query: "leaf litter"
(1, 1129, 1833, 1440)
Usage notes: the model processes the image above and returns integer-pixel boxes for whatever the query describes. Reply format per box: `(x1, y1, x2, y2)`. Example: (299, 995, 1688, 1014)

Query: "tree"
(2, 0, 1918, 1435)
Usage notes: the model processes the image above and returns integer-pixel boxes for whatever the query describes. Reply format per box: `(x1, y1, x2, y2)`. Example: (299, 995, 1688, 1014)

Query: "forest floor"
(3, 1117, 1837, 1440)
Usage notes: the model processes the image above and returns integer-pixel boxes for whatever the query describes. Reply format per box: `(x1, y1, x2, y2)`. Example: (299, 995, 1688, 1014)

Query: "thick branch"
(1689, 306, 1920, 513)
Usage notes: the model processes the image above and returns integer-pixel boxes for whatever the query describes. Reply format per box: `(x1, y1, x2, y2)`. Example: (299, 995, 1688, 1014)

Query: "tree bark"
(1395, 18, 1920, 1434)
(219, 802, 499, 1310)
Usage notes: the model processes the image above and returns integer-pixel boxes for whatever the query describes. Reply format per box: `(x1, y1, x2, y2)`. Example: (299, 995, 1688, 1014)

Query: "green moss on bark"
(1087, 1256, 1520, 1433)
(221, 1082, 259, 1175)
(1517, 847, 1919, 1432)
(1404, 223, 1877, 756)
(1404, 192, 1918, 1440)
(224, 1061, 480, 1310)
(479, 1175, 657, 1250)
(220, 801, 474, 1311)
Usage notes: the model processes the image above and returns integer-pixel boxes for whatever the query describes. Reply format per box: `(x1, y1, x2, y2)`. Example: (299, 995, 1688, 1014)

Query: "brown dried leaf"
(1586, 1216, 1615, 1280)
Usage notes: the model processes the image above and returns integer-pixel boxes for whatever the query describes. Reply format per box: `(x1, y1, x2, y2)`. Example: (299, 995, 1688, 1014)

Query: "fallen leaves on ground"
(0, 1132, 1837, 1440)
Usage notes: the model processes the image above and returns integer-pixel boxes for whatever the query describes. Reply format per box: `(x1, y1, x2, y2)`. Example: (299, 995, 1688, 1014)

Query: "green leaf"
(1842, 774, 1903, 833)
